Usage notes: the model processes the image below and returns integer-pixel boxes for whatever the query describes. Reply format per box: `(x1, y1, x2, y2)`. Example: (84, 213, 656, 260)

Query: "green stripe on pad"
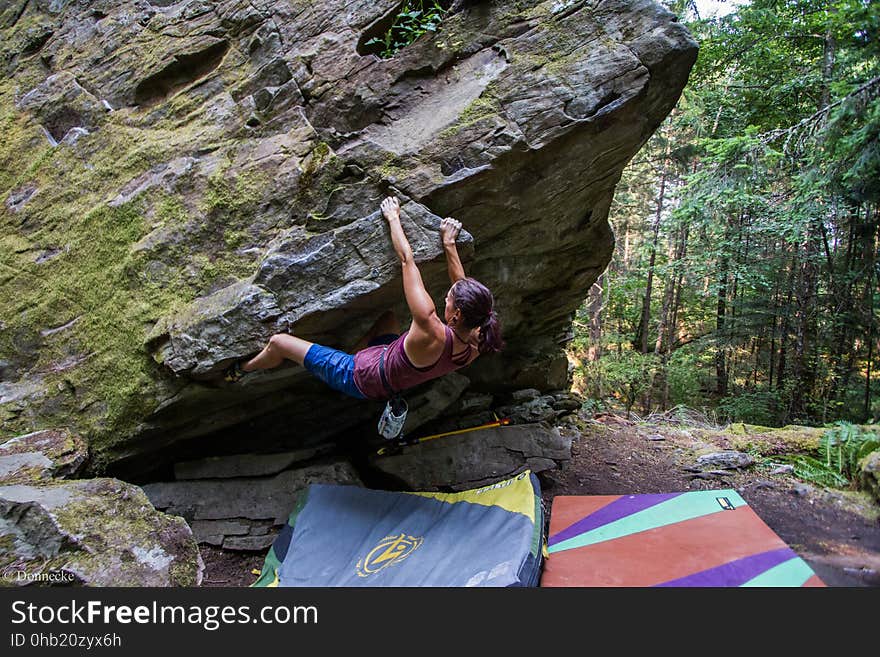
(548, 489, 746, 554)
(741, 557, 815, 587)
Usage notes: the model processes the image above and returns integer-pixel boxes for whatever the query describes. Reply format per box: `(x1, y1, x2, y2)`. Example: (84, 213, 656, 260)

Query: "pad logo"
(357, 533, 423, 577)
(716, 496, 735, 510)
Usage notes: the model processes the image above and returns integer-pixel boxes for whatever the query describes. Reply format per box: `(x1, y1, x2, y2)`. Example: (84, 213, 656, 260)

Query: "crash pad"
(540, 489, 824, 587)
(253, 470, 543, 587)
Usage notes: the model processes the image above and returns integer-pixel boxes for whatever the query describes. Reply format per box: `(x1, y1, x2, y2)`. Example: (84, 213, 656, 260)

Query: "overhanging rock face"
(0, 0, 697, 474)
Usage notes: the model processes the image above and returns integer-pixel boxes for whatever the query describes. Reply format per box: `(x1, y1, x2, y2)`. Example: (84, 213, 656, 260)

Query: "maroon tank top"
(353, 325, 473, 401)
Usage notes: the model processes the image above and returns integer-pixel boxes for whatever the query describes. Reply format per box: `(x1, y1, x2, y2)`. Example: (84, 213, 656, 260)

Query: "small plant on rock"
(365, 1, 449, 58)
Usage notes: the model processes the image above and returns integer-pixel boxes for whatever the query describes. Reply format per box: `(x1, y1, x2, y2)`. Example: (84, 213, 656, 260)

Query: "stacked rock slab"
(369, 423, 573, 492)
(142, 456, 363, 551)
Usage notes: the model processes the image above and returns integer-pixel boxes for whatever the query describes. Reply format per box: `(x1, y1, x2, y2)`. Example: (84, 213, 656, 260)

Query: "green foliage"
(575, 351, 660, 414)
(718, 390, 783, 426)
(666, 349, 707, 406)
(763, 453, 851, 488)
(761, 422, 880, 488)
(819, 421, 880, 481)
(570, 0, 880, 427)
(364, 1, 449, 58)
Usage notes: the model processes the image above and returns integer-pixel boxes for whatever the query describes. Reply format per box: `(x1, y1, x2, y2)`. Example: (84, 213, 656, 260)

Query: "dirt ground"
(200, 412, 880, 587)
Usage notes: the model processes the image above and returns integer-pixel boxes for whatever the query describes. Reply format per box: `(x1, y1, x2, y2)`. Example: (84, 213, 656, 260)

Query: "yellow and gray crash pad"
(540, 489, 824, 587)
(253, 470, 543, 587)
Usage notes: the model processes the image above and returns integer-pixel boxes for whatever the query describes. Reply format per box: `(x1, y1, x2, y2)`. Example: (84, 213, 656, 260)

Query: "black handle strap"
(378, 346, 397, 399)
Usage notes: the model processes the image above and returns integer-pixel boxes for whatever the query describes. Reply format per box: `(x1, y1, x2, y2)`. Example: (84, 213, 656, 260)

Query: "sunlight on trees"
(570, 0, 880, 427)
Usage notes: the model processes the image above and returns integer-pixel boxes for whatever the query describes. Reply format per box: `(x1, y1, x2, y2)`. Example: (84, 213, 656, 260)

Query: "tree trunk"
(864, 204, 877, 420)
(585, 276, 604, 362)
(715, 254, 728, 398)
(636, 208, 662, 354)
(790, 223, 819, 420)
(775, 255, 797, 420)
(635, 137, 671, 354)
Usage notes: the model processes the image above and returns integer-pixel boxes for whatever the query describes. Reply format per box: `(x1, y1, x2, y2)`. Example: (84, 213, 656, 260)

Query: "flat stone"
(223, 534, 276, 551)
(458, 393, 494, 412)
(190, 519, 250, 543)
(0, 452, 53, 480)
(143, 461, 362, 524)
(512, 389, 542, 402)
(0, 429, 87, 483)
(694, 451, 755, 470)
(174, 446, 331, 480)
(199, 534, 224, 546)
(791, 483, 813, 497)
(369, 423, 571, 491)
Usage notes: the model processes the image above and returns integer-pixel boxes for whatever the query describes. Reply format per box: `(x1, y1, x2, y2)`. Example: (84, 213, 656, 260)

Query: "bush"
(761, 422, 880, 489)
(666, 350, 705, 407)
(576, 351, 660, 414)
(717, 389, 782, 426)
(819, 421, 880, 481)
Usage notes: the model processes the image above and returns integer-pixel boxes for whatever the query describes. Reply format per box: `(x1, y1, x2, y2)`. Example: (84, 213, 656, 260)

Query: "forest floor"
(200, 410, 880, 587)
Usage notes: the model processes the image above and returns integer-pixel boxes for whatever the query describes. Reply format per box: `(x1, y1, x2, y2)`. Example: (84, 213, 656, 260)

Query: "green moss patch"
(0, 84, 208, 459)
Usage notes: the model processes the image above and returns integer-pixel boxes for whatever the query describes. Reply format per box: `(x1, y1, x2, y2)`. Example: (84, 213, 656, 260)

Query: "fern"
(761, 422, 879, 489)
(765, 454, 850, 488)
(818, 421, 880, 480)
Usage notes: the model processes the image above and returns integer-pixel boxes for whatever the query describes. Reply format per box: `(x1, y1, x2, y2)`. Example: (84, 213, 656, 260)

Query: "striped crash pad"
(540, 489, 824, 587)
(253, 470, 543, 587)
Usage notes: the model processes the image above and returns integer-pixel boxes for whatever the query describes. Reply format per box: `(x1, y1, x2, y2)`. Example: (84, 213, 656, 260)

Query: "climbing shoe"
(223, 361, 247, 383)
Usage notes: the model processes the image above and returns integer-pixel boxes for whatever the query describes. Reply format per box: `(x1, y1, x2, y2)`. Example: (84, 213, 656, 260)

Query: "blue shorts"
(303, 345, 366, 399)
(303, 334, 399, 400)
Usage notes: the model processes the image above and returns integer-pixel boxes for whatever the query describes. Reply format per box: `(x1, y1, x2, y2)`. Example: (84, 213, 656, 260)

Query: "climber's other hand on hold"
(440, 217, 462, 246)
(381, 196, 401, 222)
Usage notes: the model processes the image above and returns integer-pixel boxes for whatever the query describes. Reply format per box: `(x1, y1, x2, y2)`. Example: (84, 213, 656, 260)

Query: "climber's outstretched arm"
(440, 217, 465, 284)
(381, 197, 439, 332)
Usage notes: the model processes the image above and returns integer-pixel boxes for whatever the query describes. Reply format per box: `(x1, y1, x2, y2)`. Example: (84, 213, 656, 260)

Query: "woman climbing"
(223, 196, 504, 406)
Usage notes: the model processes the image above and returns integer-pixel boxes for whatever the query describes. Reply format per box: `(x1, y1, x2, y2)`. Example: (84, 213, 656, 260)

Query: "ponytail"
(478, 309, 504, 354)
(452, 277, 505, 355)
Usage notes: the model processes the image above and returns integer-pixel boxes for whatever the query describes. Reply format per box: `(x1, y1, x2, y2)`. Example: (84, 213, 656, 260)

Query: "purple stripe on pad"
(655, 547, 797, 587)
(548, 493, 682, 547)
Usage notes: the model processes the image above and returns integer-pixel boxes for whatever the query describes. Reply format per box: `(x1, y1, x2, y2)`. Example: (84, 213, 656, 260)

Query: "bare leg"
(242, 333, 314, 372)
(351, 310, 401, 353)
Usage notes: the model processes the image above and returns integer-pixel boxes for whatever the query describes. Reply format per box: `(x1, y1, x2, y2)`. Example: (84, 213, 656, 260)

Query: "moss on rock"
(859, 450, 880, 506)
(3, 478, 202, 586)
(718, 422, 826, 455)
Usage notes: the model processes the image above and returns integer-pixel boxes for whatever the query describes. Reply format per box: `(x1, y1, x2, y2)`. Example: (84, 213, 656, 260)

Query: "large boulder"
(0, 478, 203, 587)
(0, 428, 202, 586)
(0, 0, 698, 476)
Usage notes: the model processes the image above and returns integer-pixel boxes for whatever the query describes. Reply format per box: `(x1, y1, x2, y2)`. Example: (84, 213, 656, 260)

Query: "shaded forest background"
(569, 0, 880, 427)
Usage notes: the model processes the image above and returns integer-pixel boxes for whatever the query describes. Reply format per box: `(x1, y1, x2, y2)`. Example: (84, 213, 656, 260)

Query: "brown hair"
(452, 277, 504, 354)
